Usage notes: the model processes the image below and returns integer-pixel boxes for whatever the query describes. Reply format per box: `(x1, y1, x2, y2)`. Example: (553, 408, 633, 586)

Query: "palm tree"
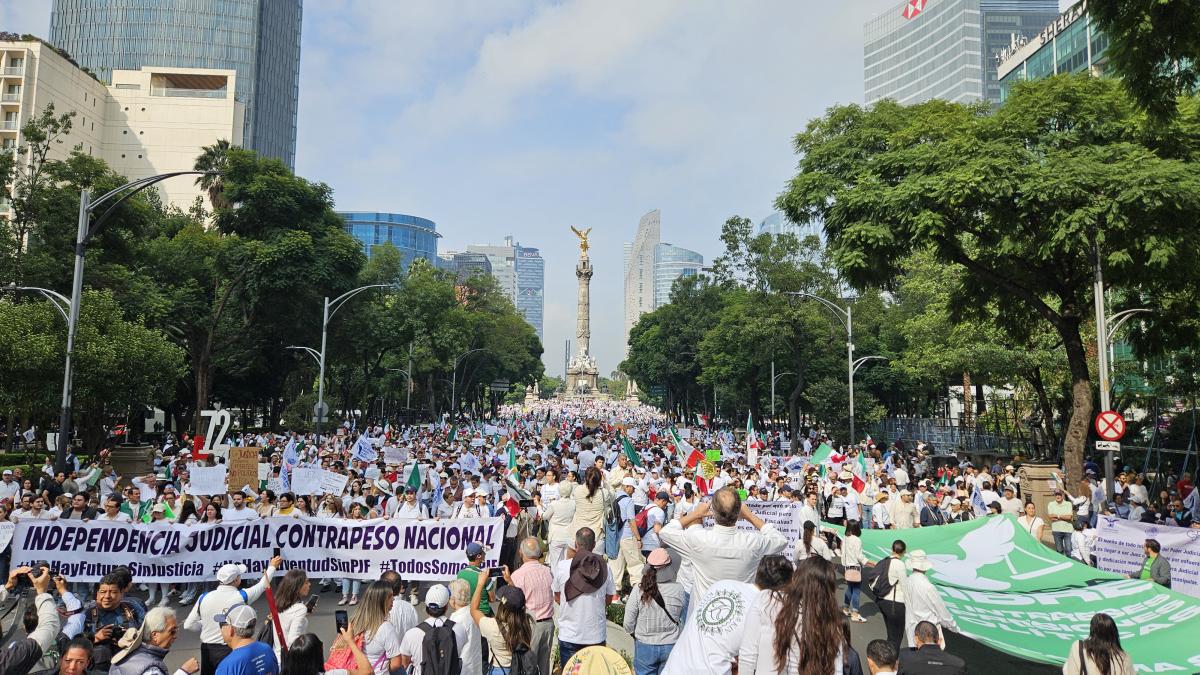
(193, 139, 232, 210)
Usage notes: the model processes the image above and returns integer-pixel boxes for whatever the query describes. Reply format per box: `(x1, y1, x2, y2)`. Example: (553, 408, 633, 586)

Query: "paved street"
(146, 578, 1055, 675)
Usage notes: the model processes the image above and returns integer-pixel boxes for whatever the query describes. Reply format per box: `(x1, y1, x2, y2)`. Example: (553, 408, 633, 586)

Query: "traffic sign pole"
(1094, 410, 1126, 502)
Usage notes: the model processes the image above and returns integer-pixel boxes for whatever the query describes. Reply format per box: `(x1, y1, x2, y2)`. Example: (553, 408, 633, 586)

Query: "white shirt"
(274, 602, 308, 664)
(95, 511, 132, 523)
(552, 557, 616, 644)
(223, 506, 258, 522)
(450, 606, 482, 675)
(0, 480, 19, 502)
(183, 572, 275, 644)
(657, 520, 788, 606)
(661, 581, 758, 675)
(389, 595, 419, 638)
(394, 501, 428, 520)
(642, 504, 666, 550)
(738, 590, 842, 675)
(903, 571, 958, 646)
(360, 620, 403, 675)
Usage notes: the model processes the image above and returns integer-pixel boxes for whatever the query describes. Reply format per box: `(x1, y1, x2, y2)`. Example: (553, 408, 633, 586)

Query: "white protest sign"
(383, 447, 407, 465)
(265, 477, 283, 494)
(12, 516, 505, 582)
(187, 465, 228, 495)
(701, 501, 809, 561)
(0, 522, 13, 553)
(678, 428, 692, 440)
(258, 463, 271, 481)
(319, 470, 349, 496)
(290, 467, 324, 495)
(1093, 516, 1200, 598)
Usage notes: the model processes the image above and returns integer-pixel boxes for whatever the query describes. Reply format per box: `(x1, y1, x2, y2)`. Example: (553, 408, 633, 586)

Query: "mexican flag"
(506, 440, 518, 478)
(697, 413, 709, 427)
(620, 432, 642, 467)
(809, 442, 834, 465)
(668, 427, 703, 468)
(852, 452, 867, 493)
(746, 413, 764, 466)
(406, 463, 422, 492)
(447, 424, 458, 443)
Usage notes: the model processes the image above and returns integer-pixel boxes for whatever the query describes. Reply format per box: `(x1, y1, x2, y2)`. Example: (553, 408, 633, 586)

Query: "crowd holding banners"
(0, 398, 1196, 674)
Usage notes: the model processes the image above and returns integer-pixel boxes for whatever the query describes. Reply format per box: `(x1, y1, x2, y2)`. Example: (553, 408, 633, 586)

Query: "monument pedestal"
(567, 355, 599, 397)
(1017, 463, 1061, 544)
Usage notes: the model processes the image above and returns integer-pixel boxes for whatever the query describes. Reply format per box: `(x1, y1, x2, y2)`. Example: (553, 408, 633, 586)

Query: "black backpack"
(507, 645, 542, 675)
(418, 619, 463, 675)
(607, 494, 628, 529)
(864, 557, 896, 600)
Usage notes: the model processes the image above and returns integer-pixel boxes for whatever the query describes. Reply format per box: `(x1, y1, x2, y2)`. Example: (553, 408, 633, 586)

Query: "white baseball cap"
(216, 563, 248, 584)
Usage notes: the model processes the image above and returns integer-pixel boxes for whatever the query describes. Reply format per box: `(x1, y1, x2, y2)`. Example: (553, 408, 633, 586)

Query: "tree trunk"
(193, 357, 211, 435)
(1058, 317, 1091, 487)
(962, 370, 973, 428)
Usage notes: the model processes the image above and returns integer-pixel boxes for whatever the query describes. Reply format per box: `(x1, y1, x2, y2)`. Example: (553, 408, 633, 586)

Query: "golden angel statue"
(570, 226, 592, 255)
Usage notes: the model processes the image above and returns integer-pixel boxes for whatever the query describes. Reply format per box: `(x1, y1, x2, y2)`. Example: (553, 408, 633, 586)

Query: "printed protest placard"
(187, 465, 228, 495)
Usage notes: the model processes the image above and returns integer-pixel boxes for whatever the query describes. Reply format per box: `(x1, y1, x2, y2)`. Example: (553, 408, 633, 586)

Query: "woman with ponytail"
(739, 556, 844, 675)
(622, 549, 685, 675)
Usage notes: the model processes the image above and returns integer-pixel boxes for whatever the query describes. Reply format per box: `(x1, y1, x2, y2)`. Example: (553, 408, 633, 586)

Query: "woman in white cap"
(901, 550, 958, 649)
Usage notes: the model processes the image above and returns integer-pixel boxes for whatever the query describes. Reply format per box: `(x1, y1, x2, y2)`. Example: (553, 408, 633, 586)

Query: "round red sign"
(1095, 410, 1125, 442)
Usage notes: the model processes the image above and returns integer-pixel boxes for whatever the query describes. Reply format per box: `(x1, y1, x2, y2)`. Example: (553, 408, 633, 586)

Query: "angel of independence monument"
(565, 226, 601, 397)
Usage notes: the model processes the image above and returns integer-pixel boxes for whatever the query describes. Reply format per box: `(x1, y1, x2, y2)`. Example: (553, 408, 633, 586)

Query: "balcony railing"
(0, 121, 18, 130)
(2, 67, 23, 76)
(1, 94, 19, 102)
(149, 86, 226, 99)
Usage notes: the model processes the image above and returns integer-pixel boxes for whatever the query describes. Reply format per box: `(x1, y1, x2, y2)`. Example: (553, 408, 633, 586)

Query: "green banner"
(842, 516, 1200, 671)
(706, 448, 722, 463)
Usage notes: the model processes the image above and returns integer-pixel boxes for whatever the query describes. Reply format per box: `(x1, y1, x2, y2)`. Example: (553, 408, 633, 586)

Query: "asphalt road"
(142, 578, 1056, 675)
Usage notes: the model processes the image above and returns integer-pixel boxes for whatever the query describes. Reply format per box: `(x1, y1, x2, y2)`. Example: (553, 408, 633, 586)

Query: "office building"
(998, 2, 1108, 101)
(438, 250, 493, 281)
(623, 209, 660, 354)
(654, 243, 704, 308)
(466, 236, 544, 340)
(758, 211, 826, 243)
(339, 212, 439, 270)
(865, 0, 1058, 106)
(0, 36, 243, 213)
(49, 0, 302, 168)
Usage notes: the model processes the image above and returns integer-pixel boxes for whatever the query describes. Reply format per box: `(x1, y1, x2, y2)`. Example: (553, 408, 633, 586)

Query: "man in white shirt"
(446, 580, 482, 675)
(797, 491, 820, 529)
(893, 490, 919, 530)
(657, 487, 787, 607)
(999, 486, 1023, 516)
(0, 470, 19, 502)
(394, 487, 429, 519)
(453, 489, 485, 519)
(902, 551, 959, 648)
(94, 496, 132, 523)
(222, 491, 258, 522)
(842, 485, 861, 522)
(872, 492, 893, 529)
(183, 557, 280, 674)
(552, 527, 616, 667)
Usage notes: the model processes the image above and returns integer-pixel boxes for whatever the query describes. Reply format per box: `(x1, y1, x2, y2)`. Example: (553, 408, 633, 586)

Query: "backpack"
(864, 557, 895, 600)
(633, 507, 651, 538)
(418, 619, 463, 675)
(505, 645, 542, 675)
(325, 632, 367, 671)
(607, 494, 628, 529)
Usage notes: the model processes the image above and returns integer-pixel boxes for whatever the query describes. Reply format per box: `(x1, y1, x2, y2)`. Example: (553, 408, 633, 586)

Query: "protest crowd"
(1, 398, 1196, 675)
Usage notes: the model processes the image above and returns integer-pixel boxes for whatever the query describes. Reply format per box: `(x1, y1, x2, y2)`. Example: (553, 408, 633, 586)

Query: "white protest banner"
(383, 447, 407, 465)
(290, 467, 324, 495)
(319, 470, 349, 496)
(1093, 516, 1200, 598)
(0, 522, 13, 553)
(11, 516, 504, 582)
(187, 465, 228, 495)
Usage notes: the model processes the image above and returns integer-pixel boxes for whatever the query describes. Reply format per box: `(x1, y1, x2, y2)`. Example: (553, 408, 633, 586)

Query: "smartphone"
(334, 610, 348, 633)
(305, 594, 319, 611)
(272, 547, 281, 558)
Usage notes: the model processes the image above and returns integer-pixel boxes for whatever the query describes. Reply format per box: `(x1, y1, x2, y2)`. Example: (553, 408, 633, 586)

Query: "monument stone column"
(566, 226, 599, 396)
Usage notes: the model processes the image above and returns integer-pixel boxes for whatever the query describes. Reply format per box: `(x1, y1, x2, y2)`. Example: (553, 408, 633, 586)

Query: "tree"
(778, 74, 1200, 484)
(1088, 0, 1200, 120)
(193, 139, 232, 210)
(0, 104, 76, 282)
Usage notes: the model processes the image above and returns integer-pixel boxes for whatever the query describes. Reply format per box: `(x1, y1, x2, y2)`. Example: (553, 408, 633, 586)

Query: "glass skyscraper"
(997, 3, 1109, 101)
(49, 0, 302, 168)
(339, 212, 439, 271)
(466, 237, 544, 341)
(654, 243, 704, 309)
(864, 0, 1057, 106)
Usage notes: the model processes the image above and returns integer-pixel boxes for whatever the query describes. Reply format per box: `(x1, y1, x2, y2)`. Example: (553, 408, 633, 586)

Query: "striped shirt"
(622, 581, 685, 645)
(510, 561, 555, 620)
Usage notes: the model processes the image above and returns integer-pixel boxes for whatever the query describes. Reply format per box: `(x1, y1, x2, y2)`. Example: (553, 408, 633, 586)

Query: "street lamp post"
(3, 284, 71, 323)
(769, 359, 795, 423)
(450, 348, 487, 418)
(785, 292, 857, 443)
(53, 172, 217, 473)
(289, 284, 391, 441)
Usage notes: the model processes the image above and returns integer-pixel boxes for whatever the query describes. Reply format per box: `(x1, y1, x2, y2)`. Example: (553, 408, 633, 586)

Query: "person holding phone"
(272, 569, 313, 664)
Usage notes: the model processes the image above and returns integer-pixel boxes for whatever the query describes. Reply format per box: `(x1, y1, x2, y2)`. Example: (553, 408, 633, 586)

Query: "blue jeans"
(844, 580, 861, 612)
(559, 640, 604, 668)
(679, 591, 690, 623)
(862, 505, 874, 529)
(1052, 531, 1072, 557)
(341, 578, 361, 597)
(488, 667, 508, 675)
(634, 642, 674, 675)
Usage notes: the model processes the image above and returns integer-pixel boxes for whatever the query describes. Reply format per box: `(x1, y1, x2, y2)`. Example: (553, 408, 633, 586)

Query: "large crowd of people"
(0, 398, 1191, 675)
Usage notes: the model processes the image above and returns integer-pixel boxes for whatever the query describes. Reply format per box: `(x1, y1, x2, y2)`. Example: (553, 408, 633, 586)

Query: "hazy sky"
(0, 0, 1069, 376)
